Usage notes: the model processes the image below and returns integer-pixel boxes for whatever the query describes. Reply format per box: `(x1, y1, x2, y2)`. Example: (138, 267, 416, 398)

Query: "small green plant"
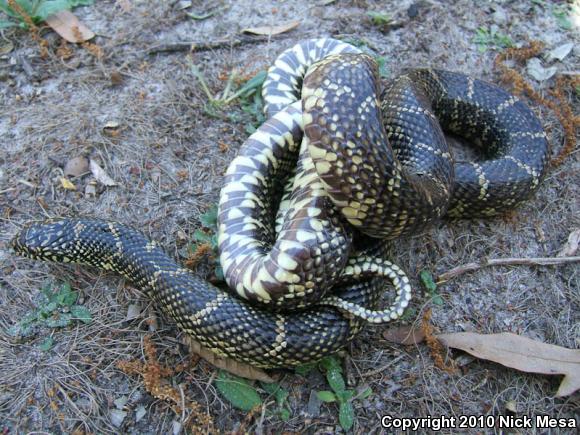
(190, 204, 223, 280)
(215, 371, 291, 420)
(552, 4, 572, 30)
(260, 381, 291, 422)
(189, 63, 267, 133)
(375, 56, 389, 79)
(8, 281, 92, 343)
(0, 0, 93, 29)
(473, 26, 513, 52)
(367, 11, 391, 26)
(316, 355, 372, 431)
(419, 269, 444, 306)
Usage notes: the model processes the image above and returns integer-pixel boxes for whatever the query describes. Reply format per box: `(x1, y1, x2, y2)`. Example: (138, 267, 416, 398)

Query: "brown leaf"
(45, 11, 95, 43)
(383, 325, 426, 345)
(64, 156, 89, 177)
(89, 159, 117, 187)
(184, 337, 274, 382)
(437, 332, 580, 397)
(242, 20, 300, 36)
(558, 229, 580, 257)
(116, 0, 132, 13)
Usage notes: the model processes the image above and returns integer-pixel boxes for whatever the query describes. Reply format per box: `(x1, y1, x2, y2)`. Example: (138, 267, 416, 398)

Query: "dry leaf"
(546, 42, 574, 63)
(89, 159, 117, 187)
(84, 180, 97, 197)
(116, 0, 132, 13)
(558, 229, 580, 257)
(437, 332, 580, 397)
(64, 156, 89, 177)
(60, 177, 76, 191)
(45, 11, 95, 43)
(383, 325, 426, 345)
(125, 304, 142, 321)
(242, 20, 300, 36)
(184, 336, 274, 382)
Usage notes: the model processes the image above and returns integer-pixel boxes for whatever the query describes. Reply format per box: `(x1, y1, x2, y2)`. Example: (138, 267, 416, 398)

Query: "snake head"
(11, 219, 71, 261)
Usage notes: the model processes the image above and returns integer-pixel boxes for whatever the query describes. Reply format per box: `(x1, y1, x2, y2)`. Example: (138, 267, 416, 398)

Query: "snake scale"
(11, 39, 549, 368)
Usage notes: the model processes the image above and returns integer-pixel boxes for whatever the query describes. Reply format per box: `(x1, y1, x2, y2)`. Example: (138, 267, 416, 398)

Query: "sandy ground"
(0, 0, 578, 433)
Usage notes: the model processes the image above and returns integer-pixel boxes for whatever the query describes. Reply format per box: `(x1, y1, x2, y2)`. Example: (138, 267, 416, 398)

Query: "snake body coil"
(11, 39, 549, 368)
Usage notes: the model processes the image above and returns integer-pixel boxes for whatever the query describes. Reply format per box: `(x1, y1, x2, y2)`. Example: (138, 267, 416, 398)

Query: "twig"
(437, 256, 580, 283)
(147, 34, 290, 55)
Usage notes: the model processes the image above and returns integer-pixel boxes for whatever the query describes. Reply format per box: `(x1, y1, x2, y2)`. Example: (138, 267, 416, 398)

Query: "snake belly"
(11, 38, 549, 368)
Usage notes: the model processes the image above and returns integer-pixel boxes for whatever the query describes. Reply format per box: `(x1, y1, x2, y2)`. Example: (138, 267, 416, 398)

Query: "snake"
(10, 38, 549, 368)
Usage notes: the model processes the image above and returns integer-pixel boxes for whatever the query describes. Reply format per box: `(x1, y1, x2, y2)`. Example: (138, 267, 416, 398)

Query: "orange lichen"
(117, 335, 213, 431)
(184, 243, 214, 270)
(422, 309, 457, 373)
(495, 42, 579, 168)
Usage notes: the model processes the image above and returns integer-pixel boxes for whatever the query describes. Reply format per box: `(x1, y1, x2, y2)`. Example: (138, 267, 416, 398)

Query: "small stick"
(437, 256, 580, 283)
(147, 34, 290, 55)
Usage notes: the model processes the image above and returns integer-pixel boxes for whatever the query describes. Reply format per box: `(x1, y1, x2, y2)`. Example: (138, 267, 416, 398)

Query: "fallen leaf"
(0, 40, 14, 55)
(545, 42, 574, 62)
(64, 156, 89, 177)
(135, 405, 146, 422)
(84, 180, 97, 197)
(125, 304, 141, 321)
(116, 0, 132, 13)
(45, 11, 95, 43)
(103, 120, 120, 131)
(89, 159, 117, 187)
(526, 58, 557, 81)
(242, 20, 300, 36)
(437, 332, 580, 397)
(383, 325, 426, 345)
(60, 177, 76, 191)
(184, 336, 274, 382)
(557, 229, 580, 257)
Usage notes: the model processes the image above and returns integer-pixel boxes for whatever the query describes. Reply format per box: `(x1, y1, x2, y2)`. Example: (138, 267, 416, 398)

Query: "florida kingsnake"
(11, 39, 549, 368)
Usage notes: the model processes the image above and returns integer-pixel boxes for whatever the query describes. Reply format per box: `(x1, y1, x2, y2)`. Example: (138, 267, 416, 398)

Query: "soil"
(0, 0, 578, 433)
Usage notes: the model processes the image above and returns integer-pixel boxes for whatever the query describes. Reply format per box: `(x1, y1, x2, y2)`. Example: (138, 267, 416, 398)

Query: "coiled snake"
(11, 39, 549, 368)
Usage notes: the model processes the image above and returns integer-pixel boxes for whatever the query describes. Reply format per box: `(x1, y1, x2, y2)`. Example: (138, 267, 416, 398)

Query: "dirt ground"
(0, 0, 578, 433)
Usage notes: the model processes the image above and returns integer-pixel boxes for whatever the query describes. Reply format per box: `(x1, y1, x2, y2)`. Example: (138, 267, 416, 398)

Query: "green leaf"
(199, 205, 218, 229)
(375, 56, 389, 78)
(260, 382, 289, 407)
(319, 355, 342, 373)
(68, 0, 94, 6)
(420, 270, 444, 305)
(338, 401, 355, 431)
(553, 6, 572, 30)
(294, 361, 316, 376)
(367, 11, 391, 26)
(70, 305, 92, 324)
(39, 336, 54, 351)
(57, 282, 77, 306)
(35, 0, 72, 21)
(215, 371, 262, 412)
(237, 70, 267, 99)
(0, 19, 17, 29)
(316, 390, 337, 402)
(278, 408, 290, 421)
(45, 312, 72, 328)
(359, 387, 373, 400)
(260, 382, 278, 393)
(41, 302, 58, 315)
(193, 229, 212, 244)
(326, 369, 346, 394)
(336, 390, 354, 403)
(419, 270, 436, 292)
